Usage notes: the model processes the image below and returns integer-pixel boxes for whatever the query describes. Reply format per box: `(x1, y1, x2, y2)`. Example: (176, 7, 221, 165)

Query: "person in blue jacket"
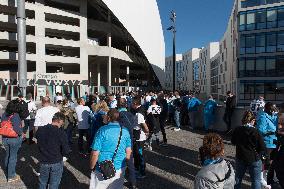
(187, 93, 202, 129)
(203, 95, 217, 131)
(256, 102, 278, 189)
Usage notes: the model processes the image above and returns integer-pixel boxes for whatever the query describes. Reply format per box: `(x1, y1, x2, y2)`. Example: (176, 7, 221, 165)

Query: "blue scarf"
(203, 158, 222, 166)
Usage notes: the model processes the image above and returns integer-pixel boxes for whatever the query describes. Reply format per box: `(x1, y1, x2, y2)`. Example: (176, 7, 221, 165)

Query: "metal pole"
(173, 29, 176, 91)
(17, 0, 27, 97)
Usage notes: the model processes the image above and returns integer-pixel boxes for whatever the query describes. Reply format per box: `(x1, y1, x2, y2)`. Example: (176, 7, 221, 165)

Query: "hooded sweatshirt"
(194, 159, 235, 189)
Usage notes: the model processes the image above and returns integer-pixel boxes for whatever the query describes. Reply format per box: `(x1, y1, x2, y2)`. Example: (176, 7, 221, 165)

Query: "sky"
(157, 0, 234, 57)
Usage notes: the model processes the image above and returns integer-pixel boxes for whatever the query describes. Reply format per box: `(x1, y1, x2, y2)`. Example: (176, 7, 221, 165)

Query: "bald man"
(34, 97, 60, 131)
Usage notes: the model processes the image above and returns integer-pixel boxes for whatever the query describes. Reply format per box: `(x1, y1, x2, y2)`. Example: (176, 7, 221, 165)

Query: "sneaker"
(136, 174, 146, 179)
(159, 142, 168, 147)
(63, 157, 68, 162)
(174, 128, 181, 131)
(7, 174, 20, 183)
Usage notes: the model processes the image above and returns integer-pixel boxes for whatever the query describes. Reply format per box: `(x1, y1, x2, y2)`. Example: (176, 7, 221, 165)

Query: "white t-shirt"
(34, 106, 60, 127)
(250, 99, 265, 114)
(55, 95, 63, 103)
(110, 99, 117, 109)
(147, 105, 161, 115)
(25, 100, 37, 120)
(145, 95, 152, 103)
(134, 112, 147, 141)
(75, 105, 90, 129)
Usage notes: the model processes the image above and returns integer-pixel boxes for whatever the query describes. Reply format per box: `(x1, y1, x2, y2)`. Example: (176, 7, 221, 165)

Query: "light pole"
(17, 0, 27, 97)
(167, 10, 176, 92)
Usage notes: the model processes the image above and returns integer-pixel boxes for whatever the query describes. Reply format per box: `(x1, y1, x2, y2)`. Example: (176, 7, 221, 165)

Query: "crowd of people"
(0, 90, 283, 189)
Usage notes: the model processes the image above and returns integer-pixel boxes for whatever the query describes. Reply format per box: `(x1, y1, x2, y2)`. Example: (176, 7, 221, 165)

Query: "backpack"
(0, 114, 18, 138)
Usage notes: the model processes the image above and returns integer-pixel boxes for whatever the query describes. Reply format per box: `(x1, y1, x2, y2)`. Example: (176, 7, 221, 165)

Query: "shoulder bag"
(98, 125, 122, 180)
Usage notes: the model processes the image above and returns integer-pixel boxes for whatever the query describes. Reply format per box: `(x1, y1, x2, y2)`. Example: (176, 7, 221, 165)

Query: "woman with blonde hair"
(89, 100, 109, 145)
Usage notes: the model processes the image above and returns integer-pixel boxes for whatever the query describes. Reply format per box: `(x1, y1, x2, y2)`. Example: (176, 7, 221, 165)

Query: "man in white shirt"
(109, 95, 117, 109)
(131, 98, 149, 178)
(75, 98, 91, 154)
(34, 97, 60, 130)
(24, 93, 37, 144)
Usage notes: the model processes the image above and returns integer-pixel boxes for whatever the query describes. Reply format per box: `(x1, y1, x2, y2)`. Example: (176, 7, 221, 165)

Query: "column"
(126, 65, 130, 89)
(35, 0, 46, 73)
(107, 11, 112, 93)
(79, 0, 88, 95)
(97, 63, 101, 94)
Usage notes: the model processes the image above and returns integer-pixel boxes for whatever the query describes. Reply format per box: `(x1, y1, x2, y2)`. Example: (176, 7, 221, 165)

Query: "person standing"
(36, 112, 70, 189)
(187, 93, 202, 130)
(23, 93, 37, 144)
(256, 102, 278, 189)
(17, 94, 29, 120)
(146, 99, 161, 149)
(34, 97, 60, 131)
(131, 97, 149, 178)
(223, 91, 236, 134)
(89, 109, 132, 189)
(75, 98, 91, 154)
(232, 111, 266, 189)
(250, 96, 265, 116)
(1, 100, 23, 182)
(157, 93, 168, 145)
(61, 99, 76, 147)
(203, 95, 217, 132)
(172, 91, 182, 131)
(195, 133, 235, 188)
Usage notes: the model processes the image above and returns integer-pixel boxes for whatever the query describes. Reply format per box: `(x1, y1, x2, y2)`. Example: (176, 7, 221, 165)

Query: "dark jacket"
(17, 99, 29, 120)
(36, 124, 70, 164)
(1, 112, 23, 136)
(225, 96, 236, 112)
(231, 126, 266, 164)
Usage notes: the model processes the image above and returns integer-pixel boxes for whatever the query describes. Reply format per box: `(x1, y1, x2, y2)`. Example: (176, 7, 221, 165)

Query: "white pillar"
(97, 63, 101, 93)
(35, 0, 45, 73)
(107, 11, 112, 93)
(126, 65, 130, 88)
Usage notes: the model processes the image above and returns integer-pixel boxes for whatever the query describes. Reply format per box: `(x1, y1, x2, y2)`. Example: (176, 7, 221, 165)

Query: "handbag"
(98, 125, 122, 180)
(0, 114, 18, 138)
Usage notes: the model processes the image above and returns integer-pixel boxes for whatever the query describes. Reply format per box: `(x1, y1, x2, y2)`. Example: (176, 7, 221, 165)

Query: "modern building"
(198, 42, 219, 98)
(165, 54, 182, 91)
(210, 53, 220, 100)
(0, 0, 165, 100)
(236, 0, 284, 105)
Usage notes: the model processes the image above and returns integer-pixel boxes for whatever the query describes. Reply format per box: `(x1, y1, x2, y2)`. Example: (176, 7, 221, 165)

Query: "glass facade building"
(238, 3, 284, 105)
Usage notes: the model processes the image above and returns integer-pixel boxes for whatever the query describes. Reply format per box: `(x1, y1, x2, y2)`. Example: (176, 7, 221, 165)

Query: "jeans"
(159, 117, 167, 143)
(24, 119, 35, 142)
(64, 124, 73, 146)
(78, 129, 91, 153)
(38, 162, 63, 189)
(2, 137, 22, 180)
(174, 110, 180, 129)
(133, 141, 145, 176)
(188, 111, 198, 129)
(223, 110, 233, 131)
(234, 159, 262, 189)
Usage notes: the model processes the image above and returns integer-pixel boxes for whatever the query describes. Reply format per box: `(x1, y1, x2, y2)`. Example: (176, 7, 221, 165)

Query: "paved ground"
(0, 125, 251, 189)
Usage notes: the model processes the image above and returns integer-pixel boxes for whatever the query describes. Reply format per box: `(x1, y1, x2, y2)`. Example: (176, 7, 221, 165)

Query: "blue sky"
(157, 0, 234, 56)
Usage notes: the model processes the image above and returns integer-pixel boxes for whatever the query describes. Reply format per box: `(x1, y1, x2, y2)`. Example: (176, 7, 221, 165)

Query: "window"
(246, 35, 255, 54)
(266, 58, 276, 75)
(256, 10, 266, 29)
(240, 35, 246, 55)
(246, 59, 255, 71)
(239, 13, 246, 31)
(247, 12, 255, 30)
(266, 33, 276, 52)
(239, 59, 245, 77)
(276, 57, 284, 75)
(267, 9, 277, 28)
(256, 58, 265, 76)
(277, 32, 284, 52)
(256, 34, 266, 53)
(278, 8, 284, 27)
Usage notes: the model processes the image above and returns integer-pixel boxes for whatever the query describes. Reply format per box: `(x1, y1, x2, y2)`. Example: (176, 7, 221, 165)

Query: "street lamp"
(167, 10, 176, 92)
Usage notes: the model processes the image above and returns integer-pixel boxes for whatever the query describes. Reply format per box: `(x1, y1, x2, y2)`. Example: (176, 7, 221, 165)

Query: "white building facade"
(0, 0, 165, 100)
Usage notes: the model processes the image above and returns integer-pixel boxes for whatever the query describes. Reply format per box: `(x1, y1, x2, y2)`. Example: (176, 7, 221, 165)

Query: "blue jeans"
(133, 141, 145, 176)
(2, 137, 22, 180)
(235, 159, 262, 189)
(174, 110, 180, 128)
(38, 162, 63, 189)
